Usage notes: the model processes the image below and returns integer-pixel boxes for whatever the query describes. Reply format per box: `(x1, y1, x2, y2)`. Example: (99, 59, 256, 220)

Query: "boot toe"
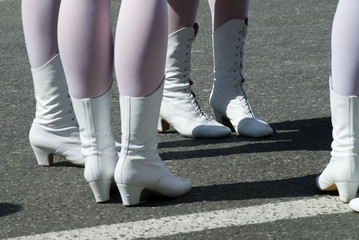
(155, 176, 192, 197)
(237, 118, 273, 138)
(316, 170, 337, 191)
(167, 115, 231, 138)
(349, 198, 359, 212)
(192, 124, 231, 138)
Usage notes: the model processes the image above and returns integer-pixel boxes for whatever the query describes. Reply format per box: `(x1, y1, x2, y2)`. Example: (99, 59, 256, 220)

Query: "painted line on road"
(8, 196, 352, 240)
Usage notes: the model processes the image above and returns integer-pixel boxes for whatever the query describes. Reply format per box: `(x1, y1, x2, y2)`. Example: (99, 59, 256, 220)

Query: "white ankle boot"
(115, 83, 192, 206)
(158, 24, 231, 138)
(316, 81, 359, 202)
(209, 19, 273, 138)
(71, 90, 118, 203)
(29, 54, 84, 166)
(349, 198, 359, 212)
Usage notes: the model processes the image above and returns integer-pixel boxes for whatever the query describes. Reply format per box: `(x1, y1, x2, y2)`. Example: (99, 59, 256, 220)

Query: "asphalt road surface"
(2, 0, 359, 239)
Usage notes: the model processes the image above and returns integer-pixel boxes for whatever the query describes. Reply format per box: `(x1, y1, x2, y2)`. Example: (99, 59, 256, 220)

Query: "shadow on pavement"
(0, 203, 23, 218)
(131, 174, 337, 207)
(159, 117, 332, 160)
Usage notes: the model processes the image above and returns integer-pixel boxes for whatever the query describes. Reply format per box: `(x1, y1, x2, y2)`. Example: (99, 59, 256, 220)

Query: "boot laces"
(237, 78, 254, 117)
(186, 79, 211, 119)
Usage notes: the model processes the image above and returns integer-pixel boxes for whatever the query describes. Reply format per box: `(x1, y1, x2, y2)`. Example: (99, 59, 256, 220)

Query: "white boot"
(349, 198, 359, 212)
(316, 80, 359, 202)
(115, 83, 192, 206)
(71, 90, 118, 203)
(29, 54, 84, 166)
(158, 24, 231, 138)
(209, 19, 273, 138)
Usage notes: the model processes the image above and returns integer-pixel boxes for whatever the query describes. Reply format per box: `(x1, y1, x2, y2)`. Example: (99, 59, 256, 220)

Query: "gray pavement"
(2, 0, 359, 239)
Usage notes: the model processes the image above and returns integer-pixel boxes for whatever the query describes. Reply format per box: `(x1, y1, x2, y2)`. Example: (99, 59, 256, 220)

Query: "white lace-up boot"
(158, 24, 231, 138)
(71, 90, 118, 203)
(209, 19, 273, 138)
(29, 54, 84, 166)
(115, 83, 192, 206)
(316, 79, 359, 202)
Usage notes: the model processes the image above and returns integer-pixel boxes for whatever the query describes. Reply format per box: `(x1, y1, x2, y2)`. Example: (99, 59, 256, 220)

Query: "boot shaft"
(115, 82, 192, 199)
(120, 82, 164, 158)
(212, 19, 247, 88)
(71, 90, 116, 159)
(31, 54, 75, 128)
(330, 83, 359, 161)
(165, 24, 198, 92)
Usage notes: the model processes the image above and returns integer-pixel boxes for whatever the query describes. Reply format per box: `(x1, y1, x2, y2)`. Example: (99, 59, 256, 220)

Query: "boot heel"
(213, 110, 235, 132)
(88, 180, 112, 203)
(157, 118, 170, 132)
(336, 181, 359, 202)
(117, 184, 144, 206)
(32, 146, 54, 166)
(212, 110, 223, 124)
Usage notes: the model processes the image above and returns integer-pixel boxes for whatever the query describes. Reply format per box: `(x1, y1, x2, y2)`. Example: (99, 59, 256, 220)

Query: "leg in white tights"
(22, 0, 84, 167)
(331, 0, 359, 96)
(208, 0, 273, 137)
(115, 0, 167, 97)
(58, 0, 113, 99)
(158, 0, 231, 138)
(58, 0, 117, 202)
(167, 0, 199, 34)
(317, 0, 359, 206)
(22, 0, 60, 68)
(208, 0, 249, 31)
(114, 0, 192, 206)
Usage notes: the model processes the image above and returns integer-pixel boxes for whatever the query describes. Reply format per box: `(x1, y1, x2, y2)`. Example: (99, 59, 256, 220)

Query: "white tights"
(22, 0, 250, 98)
(167, 0, 249, 34)
(22, 0, 167, 98)
(331, 0, 359, 97)
(21, 0, 61, 69)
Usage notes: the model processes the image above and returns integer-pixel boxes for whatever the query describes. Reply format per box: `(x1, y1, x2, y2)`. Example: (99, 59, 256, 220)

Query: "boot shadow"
(158, 117, 332, 160)
(0, 203, 23, 218)
(108, 174, 339, 207)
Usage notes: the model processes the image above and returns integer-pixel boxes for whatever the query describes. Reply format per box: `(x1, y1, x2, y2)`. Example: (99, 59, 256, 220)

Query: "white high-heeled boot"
(209, 19, 273, 138)
(71, 90, 118, 203)
(29, 54, 84, 167)
(316, 80, 359, 202)
(158, 24, 231, 138)
(115, 83, 192, 206)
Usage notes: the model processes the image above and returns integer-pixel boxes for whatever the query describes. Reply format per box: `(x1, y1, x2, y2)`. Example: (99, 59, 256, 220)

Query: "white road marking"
(7, 196, 352, 240)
